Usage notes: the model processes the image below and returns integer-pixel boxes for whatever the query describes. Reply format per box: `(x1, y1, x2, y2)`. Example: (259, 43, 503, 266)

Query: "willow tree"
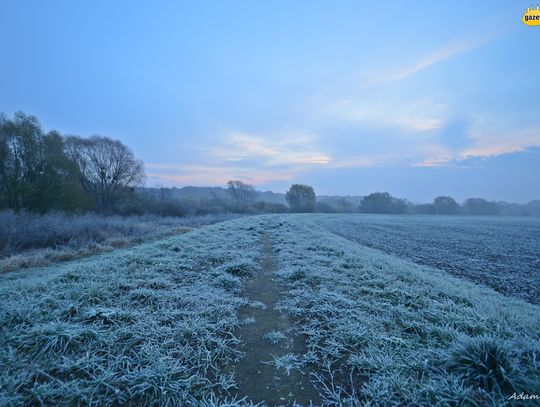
(0, 112, 84, 212)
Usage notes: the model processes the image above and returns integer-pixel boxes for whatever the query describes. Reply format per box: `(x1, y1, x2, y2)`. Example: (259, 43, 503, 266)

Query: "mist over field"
(1, 1, 540, 406)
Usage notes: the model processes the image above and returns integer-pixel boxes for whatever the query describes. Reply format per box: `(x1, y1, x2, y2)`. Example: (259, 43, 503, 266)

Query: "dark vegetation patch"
(0, 210, 241, 272)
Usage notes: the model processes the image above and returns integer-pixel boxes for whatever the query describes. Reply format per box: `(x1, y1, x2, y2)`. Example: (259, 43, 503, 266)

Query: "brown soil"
(233, 234, 320, 406)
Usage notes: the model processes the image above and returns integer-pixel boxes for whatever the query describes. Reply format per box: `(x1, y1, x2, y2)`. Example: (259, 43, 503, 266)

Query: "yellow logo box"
(523, 6, 540, 26)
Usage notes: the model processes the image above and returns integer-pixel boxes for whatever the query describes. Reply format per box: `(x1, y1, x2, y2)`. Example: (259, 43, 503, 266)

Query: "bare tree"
(226, 180, 256, 212)
(64, 135, 145, 211)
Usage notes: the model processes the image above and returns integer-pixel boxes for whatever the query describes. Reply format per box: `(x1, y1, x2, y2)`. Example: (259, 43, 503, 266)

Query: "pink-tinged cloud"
(211, 132, 332, 166)
(146, 164, 297, 187)
(415, 126, 540, 167)
(145, 131, 333, 187)
(328, 98, 445, 133)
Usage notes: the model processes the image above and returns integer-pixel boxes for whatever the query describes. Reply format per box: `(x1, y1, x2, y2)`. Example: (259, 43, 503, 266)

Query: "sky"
(1, 0, 539, 202)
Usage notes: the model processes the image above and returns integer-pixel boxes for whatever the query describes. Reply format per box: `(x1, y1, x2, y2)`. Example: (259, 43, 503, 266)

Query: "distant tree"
(432, 196, 460, 215)
(286, 184, 316, 212)
(65, 135, 145, 212)
(463, 198, 499, 215)
(226, 180, 256, 212)
(360, 192, 406, 214)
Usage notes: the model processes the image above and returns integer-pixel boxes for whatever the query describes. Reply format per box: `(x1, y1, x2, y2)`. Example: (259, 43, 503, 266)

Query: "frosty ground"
(0, 211, 241, 272)
(316, 214, 540, 304)
(1, 214, 539, 406)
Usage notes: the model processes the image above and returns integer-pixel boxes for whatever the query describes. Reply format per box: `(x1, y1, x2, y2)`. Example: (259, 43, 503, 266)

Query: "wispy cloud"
(318, 32, 498, 136)
(211, 132, 331, 166)
(147, 164, 296, 186)
(461, 125, 540, 159)
(414, 125, 540, 167)
(387, 35, 494, 83)
(146, 131, 332, 186)
(327, 97, 446, 133)
(148, 30, 530, 189)
(328, 155, 391, 169)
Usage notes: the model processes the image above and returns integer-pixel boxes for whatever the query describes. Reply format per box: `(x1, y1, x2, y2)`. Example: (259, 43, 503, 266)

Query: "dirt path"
(233, 234, 319, 406)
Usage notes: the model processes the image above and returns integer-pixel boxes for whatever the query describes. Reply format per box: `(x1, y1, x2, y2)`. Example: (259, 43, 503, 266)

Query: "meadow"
(0, 211, 240, 272)
(316, 214, 540, 304)
(1, 214, 539, 406)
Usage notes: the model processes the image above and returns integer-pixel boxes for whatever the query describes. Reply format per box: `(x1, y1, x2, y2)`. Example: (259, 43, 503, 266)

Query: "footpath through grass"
(1, 214, 539, 406)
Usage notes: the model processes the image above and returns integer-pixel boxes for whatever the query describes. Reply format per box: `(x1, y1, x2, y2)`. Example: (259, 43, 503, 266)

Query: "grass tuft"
(448, 336, 527, 394)
(15, 322, 99, 359)
(218, 260, 256, 277)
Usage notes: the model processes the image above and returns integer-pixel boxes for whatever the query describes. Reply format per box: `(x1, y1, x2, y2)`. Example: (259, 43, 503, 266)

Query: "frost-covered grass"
(316, 214, 540, 304)
(2, 213, 539, 405)
(267, 214, 540, 406)
(270, 353, 303, 376)
(0, 210, 241, 272)
(0, 216, 263, 406)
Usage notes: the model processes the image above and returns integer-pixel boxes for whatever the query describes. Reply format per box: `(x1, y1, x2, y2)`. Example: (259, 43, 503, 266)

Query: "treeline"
(0, 112, 313, 216)
(2, 112, 538, 217)
(121, 185, 290, 217)
(133, 182, 316, 217)
(0, 112, 144, 213)
(150, 183, 539, 217)
(354, 192, 540, 216)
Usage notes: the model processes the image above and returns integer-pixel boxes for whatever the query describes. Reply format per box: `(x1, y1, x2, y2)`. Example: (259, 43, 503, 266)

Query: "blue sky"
(1, 1, 539, 202)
